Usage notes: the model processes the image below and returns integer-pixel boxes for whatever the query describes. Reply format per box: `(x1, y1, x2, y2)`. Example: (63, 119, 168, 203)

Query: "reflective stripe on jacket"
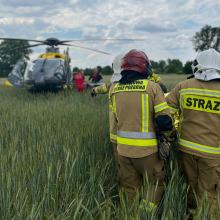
(166, 78, 220, 158)
(94, 83, 109, 94)
(109, 79, 170, 158)
(94, 73, 161, 95)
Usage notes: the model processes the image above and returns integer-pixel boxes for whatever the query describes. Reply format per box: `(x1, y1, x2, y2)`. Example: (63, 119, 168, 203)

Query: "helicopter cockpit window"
(24, 59, 65, 83)
(24, 61, 35, 81)
(8, 59, 27, 87)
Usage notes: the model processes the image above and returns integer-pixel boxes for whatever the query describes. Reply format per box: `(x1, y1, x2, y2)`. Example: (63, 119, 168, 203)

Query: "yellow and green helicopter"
(0, 37, 144, 92)
(0, 37, 114, 91)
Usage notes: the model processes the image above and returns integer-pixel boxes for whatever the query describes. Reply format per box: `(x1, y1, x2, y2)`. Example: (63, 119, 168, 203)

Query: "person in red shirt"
(73, 70, 85, 92)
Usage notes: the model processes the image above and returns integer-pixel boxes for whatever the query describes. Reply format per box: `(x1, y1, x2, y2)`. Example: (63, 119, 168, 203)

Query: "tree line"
(73, 59, 193, 76)
(0, 40, 31, 77)
(0, 25, 219, 77)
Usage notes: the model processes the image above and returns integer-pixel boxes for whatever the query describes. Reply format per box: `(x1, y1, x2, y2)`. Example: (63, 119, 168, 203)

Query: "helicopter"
(0, 37, 116, 92)
(0, 37, 145, 92)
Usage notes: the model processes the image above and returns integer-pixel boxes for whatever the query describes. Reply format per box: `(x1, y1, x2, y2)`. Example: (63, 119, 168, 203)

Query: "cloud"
(134, 22, 177, 33)
(0, 0, 219, 67)
(0, 17, 34, 25)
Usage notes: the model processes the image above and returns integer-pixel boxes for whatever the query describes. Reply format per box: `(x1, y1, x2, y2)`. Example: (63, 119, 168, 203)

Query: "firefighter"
(108, 54, 125, 172)
(109, 49, 173, 205)
(92, 73, 167, 96)
(149, 74, 168, 93)
(166, 48, 220, 214)
(91, 60, 167, 96)
(91, 53, 124, 97)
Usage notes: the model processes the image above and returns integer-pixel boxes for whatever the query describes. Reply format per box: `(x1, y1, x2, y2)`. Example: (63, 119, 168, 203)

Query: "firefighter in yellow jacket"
(91, 53, 124, 96)
(166, 48, 220, 214)
(109, 49, 173, 205)
(91, 53, 167, 96)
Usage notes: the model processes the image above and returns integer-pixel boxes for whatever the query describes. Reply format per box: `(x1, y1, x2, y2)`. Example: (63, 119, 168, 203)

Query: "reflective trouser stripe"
(110, 133, 117, 141)
(142, 94, 149, 132)
(117, 137, 157, 147)
(149, 202, 157, 208)
(142, 200, 157, 210)
(117, 131, 156, 139)
(180, 88, 220, 98)
(179, 138, 220, 154)
(154, 102, 169, 113)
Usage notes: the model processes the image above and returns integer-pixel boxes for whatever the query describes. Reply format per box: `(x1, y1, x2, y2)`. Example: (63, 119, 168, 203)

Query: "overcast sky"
(0, 0, 219, 68)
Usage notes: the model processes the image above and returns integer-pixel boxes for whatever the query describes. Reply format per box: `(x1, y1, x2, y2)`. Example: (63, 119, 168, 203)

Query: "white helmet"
(192, 48, 220, 81)
(110, 53, 124, 83)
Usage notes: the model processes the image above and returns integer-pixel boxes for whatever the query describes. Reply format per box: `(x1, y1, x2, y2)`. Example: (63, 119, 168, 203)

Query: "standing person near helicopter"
(73, 69, 85, 92)
(109, 49, 174, 205)
(166, 48, 220, 215)
(89, 67, 103, 83)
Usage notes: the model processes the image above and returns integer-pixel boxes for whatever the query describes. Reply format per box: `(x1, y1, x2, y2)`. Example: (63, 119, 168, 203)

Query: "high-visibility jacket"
(93, 73, 163, 96)
(165, 93, 180, 130)
(93, 83, 110, 94)
(109, 79, 170, 158)
(166, 78, 220, 159)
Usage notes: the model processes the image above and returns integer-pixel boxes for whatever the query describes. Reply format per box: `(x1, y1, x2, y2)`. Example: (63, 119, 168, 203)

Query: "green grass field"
(0, 75, 219, 219)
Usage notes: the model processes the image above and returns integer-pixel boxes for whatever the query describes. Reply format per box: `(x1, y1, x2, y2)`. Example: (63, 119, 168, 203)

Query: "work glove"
(163, 128, 178, 143)
(157, 134, 172, 161)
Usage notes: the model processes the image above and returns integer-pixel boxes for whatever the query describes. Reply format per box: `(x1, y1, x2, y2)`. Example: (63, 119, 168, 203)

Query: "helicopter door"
(8, 59, 27, 87)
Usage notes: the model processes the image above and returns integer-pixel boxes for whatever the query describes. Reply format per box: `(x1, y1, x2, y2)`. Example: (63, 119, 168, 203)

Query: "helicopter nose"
(35, 75, 45, 83)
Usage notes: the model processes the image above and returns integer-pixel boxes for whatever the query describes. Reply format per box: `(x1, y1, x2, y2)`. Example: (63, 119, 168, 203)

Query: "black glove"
(163, 129, 178, 143)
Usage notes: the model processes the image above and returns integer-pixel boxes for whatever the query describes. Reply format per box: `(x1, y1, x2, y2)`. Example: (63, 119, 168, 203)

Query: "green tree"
(83, 68, 93, 76)
(192, 25, 220, 52)
(0, 40, 32, 77)
(150, 60, 159, 69)
(183, 61, 193, 75)
(72, 67, 80, 73)
(151, 60, 166, 74)
(165, 59, 183, 74)
(102, 65, 113, 75)
(158, 60, 166, 73)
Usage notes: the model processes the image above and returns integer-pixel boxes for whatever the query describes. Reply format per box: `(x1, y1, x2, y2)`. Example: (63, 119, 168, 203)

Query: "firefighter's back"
(173, 78, 220, 158)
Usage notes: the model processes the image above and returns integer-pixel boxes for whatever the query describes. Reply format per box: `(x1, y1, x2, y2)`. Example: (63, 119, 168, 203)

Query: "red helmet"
(121, 49, 151, 74)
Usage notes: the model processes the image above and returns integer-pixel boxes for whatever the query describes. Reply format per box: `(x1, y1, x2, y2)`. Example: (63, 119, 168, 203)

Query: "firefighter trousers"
(112, 143, 118, 167)
(118, 153, 165, 204)
(180, 152, 220, 214)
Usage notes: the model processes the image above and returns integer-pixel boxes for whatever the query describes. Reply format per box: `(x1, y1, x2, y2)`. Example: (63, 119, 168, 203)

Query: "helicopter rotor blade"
(0, 37, 45, 43)
(5, 43, 45, 53)
(61, 43, 112, 55)
(60, 38, 147, 43)
(0, 37, 146, 47)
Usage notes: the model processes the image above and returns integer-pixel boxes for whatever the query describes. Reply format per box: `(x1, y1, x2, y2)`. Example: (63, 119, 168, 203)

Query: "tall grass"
(0, 86, 219, 219)
(0, 88, 114, 219)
